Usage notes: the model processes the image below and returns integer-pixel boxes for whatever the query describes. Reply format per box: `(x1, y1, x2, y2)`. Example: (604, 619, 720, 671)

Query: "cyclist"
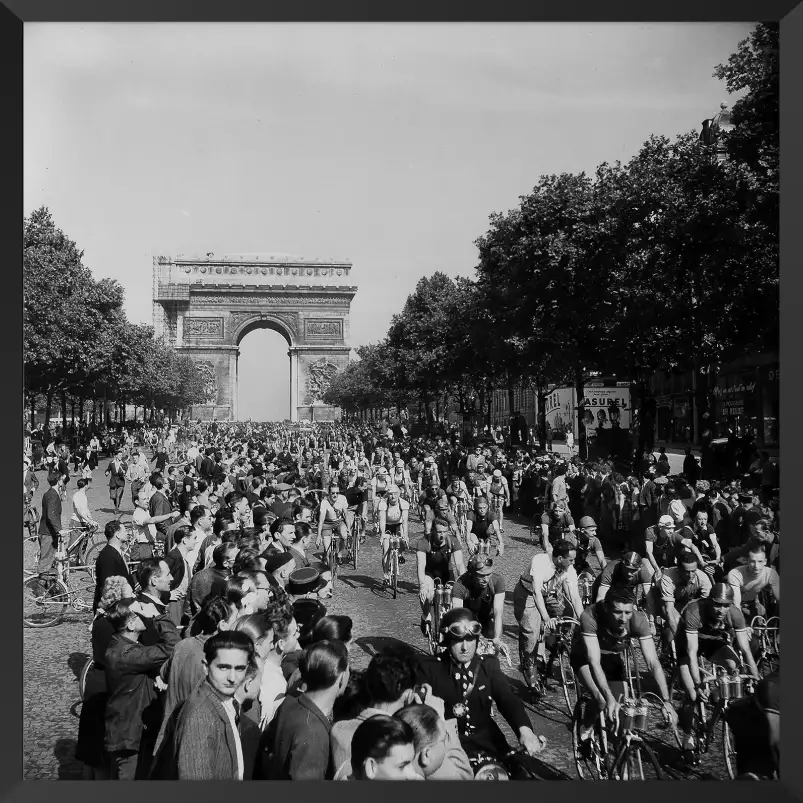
(465, 497, 504, 557)
(565, 515, 606, 577)
(674, 582, 759, 759)
(727, 544, 779, 618)
(512, 540, 584, 693)
(445, 473, 471, 539)
(371, 467, 392, 533)
(390, 459, 411, 498)
(450, 556, 506, 645)
(487, 469, 510, 531)
(592, 552, 646, 604)
(465, 446, 486, 497)
(316, 483, 349, 565)
(687, 509, 722, 580)
(421, 483, 459, 539)
(570, 587, 676, 750)
(540, 498, 576, 555)
(378, 485, 410, 585)
(419, 456, 440, 495)
(343, 475, 369, 536)
(416, 518, 465, 638)
(658, 549, 712, 642)
(416, 608, 547, 763)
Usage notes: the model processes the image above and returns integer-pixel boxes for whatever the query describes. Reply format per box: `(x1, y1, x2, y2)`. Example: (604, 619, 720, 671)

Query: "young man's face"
(366, 744, 419, 780)
(747, 550, 767, 576)
(152, 560, 173, 593)
(204, 648, 250, 698)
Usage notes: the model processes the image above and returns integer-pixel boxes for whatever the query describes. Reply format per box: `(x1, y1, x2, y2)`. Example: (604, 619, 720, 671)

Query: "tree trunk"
(575, 366, 586, 461)
(30, 394, 36, 430)
(536, 382, 548, 451)
(435, 397, 441, 422)
(486, 385, 493, 429)
(507, 377, 515, 424)
(61, 389, 68, 431)
(70, 399, 76, 427)
(78, 394, 85, 427)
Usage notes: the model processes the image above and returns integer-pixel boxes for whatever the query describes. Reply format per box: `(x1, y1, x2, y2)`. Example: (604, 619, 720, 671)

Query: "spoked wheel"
(611, 740, 663, 780)
(82, 540, 107, 583)
(351, 530, 359, 571)
(23, 577, 69, 627)
(558, 648, 578, 717)
(390, 551, 399, 599)
(79, 533, 104, 567)
(723, 719, 738, 779)
(571, 700, 609, 780)
(23, 535, 40, 575)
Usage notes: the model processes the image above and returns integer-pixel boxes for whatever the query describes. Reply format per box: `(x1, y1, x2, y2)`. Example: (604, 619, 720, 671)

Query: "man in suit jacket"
(38, 472, 63, 576)
(136, 557, 175, 646)
(169, 631, 254, 780)
(93, 520, 136, 611)
(164, 525, 200, 627)
(105, 450, 127, 512)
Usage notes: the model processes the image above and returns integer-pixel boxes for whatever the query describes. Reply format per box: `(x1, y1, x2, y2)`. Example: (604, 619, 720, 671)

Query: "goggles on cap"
(443, 620, 482, 640)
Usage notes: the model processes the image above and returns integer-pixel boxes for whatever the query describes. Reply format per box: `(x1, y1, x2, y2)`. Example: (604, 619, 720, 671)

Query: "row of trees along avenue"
(23, 208, 207, 430)
(323, 24, 778, 450)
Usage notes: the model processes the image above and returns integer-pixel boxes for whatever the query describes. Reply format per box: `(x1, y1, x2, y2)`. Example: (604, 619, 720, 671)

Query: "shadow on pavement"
(54, 737, 82, 780)
(68, 651, 90, 680)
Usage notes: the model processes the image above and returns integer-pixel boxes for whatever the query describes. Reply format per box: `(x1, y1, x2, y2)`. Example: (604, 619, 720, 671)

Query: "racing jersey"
(687, 523, 719, 562)
(371, 475, 391, 499)
(390, 468, 409, 488)
(540, 509, 575, 547)
(416, 534, 462, 582)
(445, 480, 470, 503)
(570, 602, 652, 666)
(636, 524, 686, 566)
(675, 599, 746, 659)
(343, 485, 368, 509)
(467, 510, 497, 541)
(450, 572, 505, 625)
(420, 465, 440, 489)
(376, 496, 410, 525)
(727, 564, 780, 605)
(320, 494, 349, 525)
(563, 530, 604, 574)
(659, 566, 712, 608)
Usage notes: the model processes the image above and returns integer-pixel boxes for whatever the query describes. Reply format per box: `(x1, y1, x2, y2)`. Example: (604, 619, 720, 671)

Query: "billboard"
(579, 387, 632, 431)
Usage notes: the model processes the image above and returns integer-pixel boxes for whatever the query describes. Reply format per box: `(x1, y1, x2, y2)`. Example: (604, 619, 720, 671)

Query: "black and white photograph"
(22, 21, 779, 781)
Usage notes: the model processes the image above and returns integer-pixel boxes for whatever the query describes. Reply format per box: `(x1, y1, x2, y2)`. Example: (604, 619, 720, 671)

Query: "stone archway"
(152, 253, 357, 422)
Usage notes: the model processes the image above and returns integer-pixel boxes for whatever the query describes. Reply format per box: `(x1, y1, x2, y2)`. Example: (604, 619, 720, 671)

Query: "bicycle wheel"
(23, 535, 40, 574)
(78, 657, 95, 702)
(391, 551, 399, 599)
(612, 740, 663, 780)
(79, 532, 104, 566)
(23, 577, 69, 627)
(328, 541, 338, 582)
(82, 540, 106, 582)
(571, 700, 607, 780)
(558, 647, 578, 717)
(723, 719, 738, 779)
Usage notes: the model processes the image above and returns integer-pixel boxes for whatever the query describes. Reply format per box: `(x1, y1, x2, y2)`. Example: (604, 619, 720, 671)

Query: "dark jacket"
(103, 625, 179, 754)
(39, 487, 62, 537)
(92, 544, 134, 611)
(165, 547, 189, 592)
(136, 591, 174, 647)
(416, 653, 531, 758)
(149, 490, 173, 539)
(263, 693, 333, 780)
(169, 680, 242, 780)
(106, 459, 127, 489)
(189, 565, 227, 616)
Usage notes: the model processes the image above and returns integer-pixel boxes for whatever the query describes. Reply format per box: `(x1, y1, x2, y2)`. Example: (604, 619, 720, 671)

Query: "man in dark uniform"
(416, 608, 546, 763)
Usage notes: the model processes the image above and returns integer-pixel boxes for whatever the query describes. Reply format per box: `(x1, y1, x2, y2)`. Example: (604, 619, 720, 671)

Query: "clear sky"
(24, 22, 752, 420)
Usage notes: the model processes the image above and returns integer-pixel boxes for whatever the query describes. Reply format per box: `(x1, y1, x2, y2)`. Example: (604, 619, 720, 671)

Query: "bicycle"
(25, 523, 101, 578)
(540, 616, 581, 717)
(341, 514, 360, 571)
(477, 635, 513, 668)
(385, 533, 404, 599)
(23, 530, 97, 627)
(82, 525, 163, 582)
(426, 578, 453, 656)
(671, 656, 758, 778)
(749, 615, 779, 677)
(571, 638, 667, 780)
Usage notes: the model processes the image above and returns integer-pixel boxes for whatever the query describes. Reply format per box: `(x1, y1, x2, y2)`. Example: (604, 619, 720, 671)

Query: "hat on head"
(710, 582, 735, 605)
(578, 516, 597, 529)
(658, 514, 675, 528)
(377, 467, 388, 475)
(274, 482, 293, 492)
(621, 551, 643, 570)
(467, 556, 494, 576)
(493, 469, 502, 478)
(738, 492, 753, 504)
(679, 549, 699, 567)
(287, 567, 327, 596)
(263, 550, 294, 574)
(669, 500, 687, 522)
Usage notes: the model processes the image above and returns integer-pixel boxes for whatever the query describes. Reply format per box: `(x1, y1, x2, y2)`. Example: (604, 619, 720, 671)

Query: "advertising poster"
(579, 387, 632, 432)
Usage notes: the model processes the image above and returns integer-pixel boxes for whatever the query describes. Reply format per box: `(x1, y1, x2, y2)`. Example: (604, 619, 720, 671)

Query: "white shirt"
(529, 552, 578, 593)
(727, 565, 780, 606)
(132, 506, 157, 544)
(220, 697, 244, 780)
(71, 489, 95, 525)
(259, 660, 288, 730)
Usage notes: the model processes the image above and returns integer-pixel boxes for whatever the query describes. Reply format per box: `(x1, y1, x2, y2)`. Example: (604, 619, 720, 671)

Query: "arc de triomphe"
(152, 253, 357, 422)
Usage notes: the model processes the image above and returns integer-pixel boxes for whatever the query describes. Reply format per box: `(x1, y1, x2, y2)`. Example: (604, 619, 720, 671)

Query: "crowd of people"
(24, 414, 780, 781)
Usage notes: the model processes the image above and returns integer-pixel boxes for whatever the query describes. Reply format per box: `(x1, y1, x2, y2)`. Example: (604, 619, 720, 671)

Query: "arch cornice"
(229, 311, 299, 346)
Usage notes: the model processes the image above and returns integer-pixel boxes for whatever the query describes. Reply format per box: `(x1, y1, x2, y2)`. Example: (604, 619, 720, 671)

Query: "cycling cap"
(377, 467, 388, 475)
(679, 549, 699, 566)
(387, 485, 400, 494)
(467, 556, 494, 576)
(658, 515, 675, 528)
(710, 582, 735, 604)
(578, 516, 597, 528)
(493, 469, 502, 478)
(669, 500, 687, 521)
(396, 460, 404, 467)
(621, 552, 642, 570)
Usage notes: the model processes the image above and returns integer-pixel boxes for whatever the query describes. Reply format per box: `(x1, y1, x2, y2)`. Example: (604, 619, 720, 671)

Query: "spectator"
(169, 631, 256, 780)
(135, 558, 175, 646)
(350, 715, 420, 781)
(189, 542, 237, 616)
(263, 639, 350, 780)
(92, 520, 135, 612)
(164, 525, 199, 627)
(103, 598, 179, 779)
(37, 471, 63, 577)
